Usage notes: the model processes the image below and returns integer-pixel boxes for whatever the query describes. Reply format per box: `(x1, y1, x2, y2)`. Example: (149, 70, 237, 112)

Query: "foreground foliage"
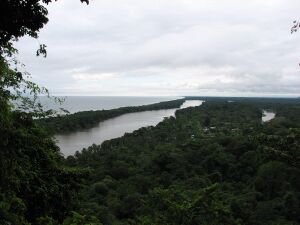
(0, 1, 91, 223)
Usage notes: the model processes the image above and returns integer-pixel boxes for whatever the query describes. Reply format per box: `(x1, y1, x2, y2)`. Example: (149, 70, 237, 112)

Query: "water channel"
(55, 100, 203, 156)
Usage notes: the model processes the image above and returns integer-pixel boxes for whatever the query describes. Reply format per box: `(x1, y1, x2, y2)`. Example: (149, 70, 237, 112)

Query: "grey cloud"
(14, 0, 300, 96)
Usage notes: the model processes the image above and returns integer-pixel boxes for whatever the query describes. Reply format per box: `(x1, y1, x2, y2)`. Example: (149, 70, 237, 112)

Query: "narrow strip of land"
(38, 98, 186, 134)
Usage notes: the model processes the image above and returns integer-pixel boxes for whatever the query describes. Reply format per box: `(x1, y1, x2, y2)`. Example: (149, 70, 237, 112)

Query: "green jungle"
(1, 0, 300, 225)
(2, 95, 300, 224)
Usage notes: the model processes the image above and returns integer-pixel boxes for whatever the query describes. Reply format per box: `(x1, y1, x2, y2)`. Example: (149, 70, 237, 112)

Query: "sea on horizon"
(39, 96, 182, 113)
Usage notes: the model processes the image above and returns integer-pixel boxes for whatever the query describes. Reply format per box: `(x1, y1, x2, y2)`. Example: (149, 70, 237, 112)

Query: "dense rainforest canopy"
(62, 98, 300, 225)
(1, 0, 300, 224)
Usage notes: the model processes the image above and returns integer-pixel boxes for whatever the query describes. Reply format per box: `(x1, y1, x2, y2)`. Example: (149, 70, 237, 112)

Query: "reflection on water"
(55, 100, 203, 156)
(262, 110, 275, 123)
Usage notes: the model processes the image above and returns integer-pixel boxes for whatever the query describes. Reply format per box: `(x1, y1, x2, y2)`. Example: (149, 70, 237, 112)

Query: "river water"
(262, 110, 275, 123)
(55, 100, 203, 156)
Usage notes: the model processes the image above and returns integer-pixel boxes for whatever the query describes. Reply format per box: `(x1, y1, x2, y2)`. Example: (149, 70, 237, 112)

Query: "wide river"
(55, 100, 203, 156)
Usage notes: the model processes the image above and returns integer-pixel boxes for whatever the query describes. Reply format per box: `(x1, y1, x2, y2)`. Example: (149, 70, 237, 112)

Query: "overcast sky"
(16, 0, 300, 96)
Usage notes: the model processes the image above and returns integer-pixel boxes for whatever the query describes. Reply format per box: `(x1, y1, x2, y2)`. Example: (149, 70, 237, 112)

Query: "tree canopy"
(0, 0, 93, 224)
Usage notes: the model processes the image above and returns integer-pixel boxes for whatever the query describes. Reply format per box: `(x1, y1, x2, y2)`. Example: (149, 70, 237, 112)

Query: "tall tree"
(0, 1, 90, 224)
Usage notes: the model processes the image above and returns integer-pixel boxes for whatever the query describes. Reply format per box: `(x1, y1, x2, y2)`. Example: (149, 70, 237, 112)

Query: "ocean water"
(40, 96, 181, 113)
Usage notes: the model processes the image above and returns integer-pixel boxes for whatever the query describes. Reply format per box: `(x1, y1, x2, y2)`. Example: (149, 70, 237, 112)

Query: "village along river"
(55, 100, 203, 156)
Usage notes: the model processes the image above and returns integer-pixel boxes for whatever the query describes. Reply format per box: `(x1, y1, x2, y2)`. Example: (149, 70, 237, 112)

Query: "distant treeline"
(38, 98, 185, 134)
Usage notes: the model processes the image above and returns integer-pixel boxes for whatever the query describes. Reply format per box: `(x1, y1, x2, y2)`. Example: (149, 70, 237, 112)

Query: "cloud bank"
(16, 0, 300, 96)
